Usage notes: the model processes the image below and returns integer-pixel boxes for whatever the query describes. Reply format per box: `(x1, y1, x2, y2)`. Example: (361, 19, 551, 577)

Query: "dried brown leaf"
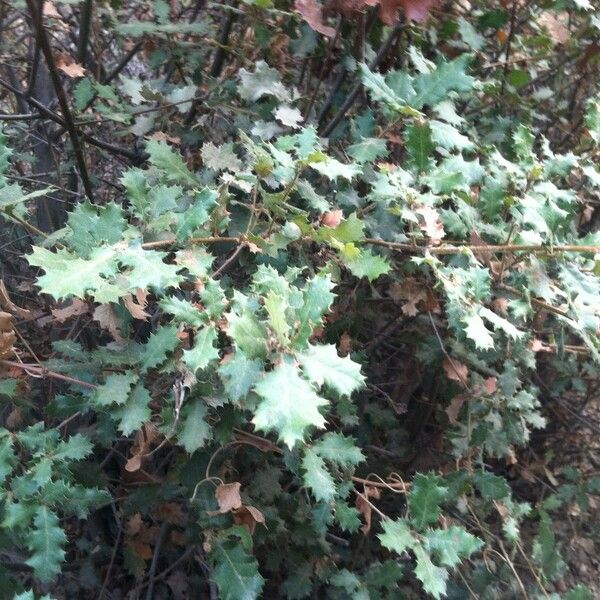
(442, 358, 469, 385)
(446, 394, 466, 425)
(52, 298, 88, 323)
(416, 205, 446, 245)
(233, 505, 266, 535)
(215, 482, 242, 513)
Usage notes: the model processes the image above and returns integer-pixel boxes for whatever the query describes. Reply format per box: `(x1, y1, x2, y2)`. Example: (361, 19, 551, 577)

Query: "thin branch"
(320, 21, 404, 137)
(362, 238, 600, 256)
(0, 359, 97, 389)
(25, 0, 95, 201)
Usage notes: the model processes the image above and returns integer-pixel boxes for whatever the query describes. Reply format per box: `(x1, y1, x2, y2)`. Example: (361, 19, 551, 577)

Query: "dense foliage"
(0, 0, 599, 598)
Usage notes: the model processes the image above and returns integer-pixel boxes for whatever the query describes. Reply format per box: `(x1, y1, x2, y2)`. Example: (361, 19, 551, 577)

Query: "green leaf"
(252, 360, 327, 449)
(140, 325, 180, 373)
(342, 248, 391, 282)
(25, 507, 67, 583)
(473, 470, 510, 500)
(298, 344, 364, 397)
(413, 545, 448, 600)
(238, 60, 290, 103)
(347, 137, 388, 163)
(146, 139, 198, 186)
(227, 309, 268, 359)
(335, 501, 362, 532)
(113, 384, 152, 435)
(28, 246, 118, 301)
(65, 201, 126, 257)
(463, 312, 494, 350)
(378, 518, 416, 555)
(423, 526, 483, 567)
(360, 64, 405, 111)
(0, 378, 17, 397)
(409, 473, 447, 528)
(53, 434, 93, 461)
(120, 246, 183, 292)
(533, 510, 565, 580)
(178, 400, 212, 453)
(313, 432, 364, 466)
(175, 188, 218, 241)
(159, 296, 205, 327)
(0, 432, 15, 485)
(92, 372, 138, 406)
(311, 157, 362, 181)
(302, 447, 336, 502)
(218, 352, 263, 403)
(211, 538, 265, 600)
(183, 326, 220, 373)
(264, 291, 290, 345)
(407, 121, 434, 172)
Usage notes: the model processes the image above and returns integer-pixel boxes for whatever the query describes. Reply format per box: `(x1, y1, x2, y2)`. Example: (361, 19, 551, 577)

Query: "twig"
(145, 522, 169, 600)
(0, 359, 97, 389)
(141, 235, 242, 250)
(362, 238, 600, 256)
(321, 21, 404, 137)
(97, 518, 123, 600)
(26, 0, 95, 201)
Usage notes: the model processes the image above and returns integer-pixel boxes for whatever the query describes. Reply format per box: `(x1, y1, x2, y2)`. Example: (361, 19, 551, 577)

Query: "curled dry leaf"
(123, 293, 150, 320)
(355, 485, 381, 534)
(233, 505, 266, 535)
(295, 0, 336, 38)
(125, 455, 142, 473)
(442, 357, 469, 385)
(321, 209, 343, 228)
(0, 280, 32, 319)
(214, 482, 242, 513)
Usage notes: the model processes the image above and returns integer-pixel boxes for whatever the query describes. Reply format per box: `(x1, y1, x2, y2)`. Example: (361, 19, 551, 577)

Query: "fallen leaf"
(233, 505, 266, 535)
(93, 304, 125, 343)
(214, 482, 242, 513)
(52, 298, 88, 323)
(147, 131, 181, 145)
(416, 205, 446, 245)
(55, 52, 86, 78)
(538, 11, 569, 45)
(295, 0, 336, 37)
(123, 293, 149, 320)
(43, 1, 61, 18)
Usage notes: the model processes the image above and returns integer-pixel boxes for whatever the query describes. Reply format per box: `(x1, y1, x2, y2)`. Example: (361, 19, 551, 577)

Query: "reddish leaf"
(295, 0, 336, 38)
(379, 0, 436, 25)
(442, 358, 469, 385)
